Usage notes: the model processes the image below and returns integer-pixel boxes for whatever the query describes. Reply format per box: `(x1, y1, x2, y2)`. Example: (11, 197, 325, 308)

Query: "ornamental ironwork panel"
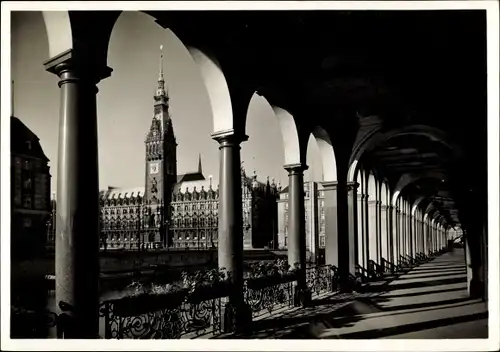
(99, 297, 223, 339)
(306, 265, 338, 296)
(243, 278, 295, 317)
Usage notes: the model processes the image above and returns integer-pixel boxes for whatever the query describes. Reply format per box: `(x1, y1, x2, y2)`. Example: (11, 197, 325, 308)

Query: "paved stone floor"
(219, 249, 488, 339)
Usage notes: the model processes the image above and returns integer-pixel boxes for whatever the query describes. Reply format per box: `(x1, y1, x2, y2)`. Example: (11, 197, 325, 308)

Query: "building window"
(320, 235, 325, 248)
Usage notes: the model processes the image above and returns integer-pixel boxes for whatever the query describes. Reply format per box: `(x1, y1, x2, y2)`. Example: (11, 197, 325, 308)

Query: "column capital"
(284, 163, 309, 174)
(44, 49, 112, 85)
(320, 181, 338, 190)
(211, 129, 249, 145)
(346, 181, 359, 192)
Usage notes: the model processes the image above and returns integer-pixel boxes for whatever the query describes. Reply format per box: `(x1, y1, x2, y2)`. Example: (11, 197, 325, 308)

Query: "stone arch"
(347, 125, 461, 183)
(272, 106, 302, 165)
(380, 182, 388, 206)
(187, 47, 233, 133)
(310, 126, 338, 182)
(42, 11, 73, 58)
(367, 172, 377, 199)
(43, 10, 236, 136)
(411, 196, 426, 217)
(390, 170, 447, 206)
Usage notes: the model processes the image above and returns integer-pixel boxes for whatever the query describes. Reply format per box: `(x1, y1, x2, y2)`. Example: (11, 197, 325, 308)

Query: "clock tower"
(145, 45, 177, 245)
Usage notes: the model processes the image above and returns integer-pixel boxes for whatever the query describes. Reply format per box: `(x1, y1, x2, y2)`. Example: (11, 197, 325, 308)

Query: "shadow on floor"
(359, 295, 474, 312)
(221, 300, 367, 339)
(394, 271, 466, 281)
(365, 276, 467, 293)
(332, 311, 488, 339)
(378, 286, 466, 299)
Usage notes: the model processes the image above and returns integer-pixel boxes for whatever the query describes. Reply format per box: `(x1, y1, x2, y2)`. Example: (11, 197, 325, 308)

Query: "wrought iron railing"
(11, 265, 345, 339)
(98, 290, 224, 339)
(305, 265, 337, 297)
(243, 274, 296, 317)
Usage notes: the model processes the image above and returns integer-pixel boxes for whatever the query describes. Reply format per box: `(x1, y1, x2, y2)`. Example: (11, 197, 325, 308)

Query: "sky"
(10, 11, 324, 194)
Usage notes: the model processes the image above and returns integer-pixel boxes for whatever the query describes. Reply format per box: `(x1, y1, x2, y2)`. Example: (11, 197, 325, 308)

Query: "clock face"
(150, 162, 159, 174)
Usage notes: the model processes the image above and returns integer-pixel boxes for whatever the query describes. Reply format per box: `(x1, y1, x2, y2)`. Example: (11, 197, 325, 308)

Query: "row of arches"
(39, 11, 480, 336)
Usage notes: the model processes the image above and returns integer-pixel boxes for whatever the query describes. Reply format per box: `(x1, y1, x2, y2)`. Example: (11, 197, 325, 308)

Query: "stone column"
(357, 194, 366, 269)
(394, 207, 401, 265)
(465, 234, 484, 299)
(416, 219, 422, 255)
(323, 180, 357, 292)
(45, 53, 112, 338)
(346, 182, 359, 281)
(387, 205, 395, 264)
(424, 220, 430, 255)
(380, 205, 389, 261)
(211, 131, 250, 327)
(376, 197, 382, 264)
(399, 208, 405, 264)
(368, 200, 379, 264)
(285, 164, 309, 301)
(410, 215, 416, 258)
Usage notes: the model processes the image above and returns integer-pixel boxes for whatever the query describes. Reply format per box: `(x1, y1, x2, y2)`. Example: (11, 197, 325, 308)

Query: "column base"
(469, 278, 485, 301)
(293, 287, 312, 307)
(221, 301, 252, 333)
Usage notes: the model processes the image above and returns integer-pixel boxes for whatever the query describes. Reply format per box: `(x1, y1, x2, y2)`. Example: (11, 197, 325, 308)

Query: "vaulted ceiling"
(149, 10, 487, 230)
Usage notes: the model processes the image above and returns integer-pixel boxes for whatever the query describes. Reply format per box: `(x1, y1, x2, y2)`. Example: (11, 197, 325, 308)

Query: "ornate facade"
(97, 48, 279, 251)
(277, 181, 326, 262)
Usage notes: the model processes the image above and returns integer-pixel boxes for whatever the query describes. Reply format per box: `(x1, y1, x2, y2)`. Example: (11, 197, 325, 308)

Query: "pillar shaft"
(394, 209, 400, 263)
(212, 132, 247, 298)
(380, 205, 389, 260)
(357, 194, 366, 268)
(285, 164, 307, 288)
(388, 205, 396, 264)
(323, 181, 357, 291)
(45, 57, 111, 338)
(368, 200, 379, 263)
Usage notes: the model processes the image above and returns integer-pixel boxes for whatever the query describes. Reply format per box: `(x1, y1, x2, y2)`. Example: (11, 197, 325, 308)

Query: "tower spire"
(155, 45, 166, 97)
(159, 44, 164, 81)
(198, 153, 203, 174)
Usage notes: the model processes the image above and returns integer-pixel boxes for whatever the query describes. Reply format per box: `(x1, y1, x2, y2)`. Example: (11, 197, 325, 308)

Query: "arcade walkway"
(219, 249, 488, 339)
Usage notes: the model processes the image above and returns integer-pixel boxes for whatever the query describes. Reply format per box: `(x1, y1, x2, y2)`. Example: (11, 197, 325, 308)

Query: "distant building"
(96, 48, 279, 251)
(10, 116, 52, 259)
(277, 181, 326, 263)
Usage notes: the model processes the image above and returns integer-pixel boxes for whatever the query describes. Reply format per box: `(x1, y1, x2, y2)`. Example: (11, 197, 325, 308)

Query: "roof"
(100, 186, 145, 201)
(10, 116, 49, 162)
(176, 172, 205, 183)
